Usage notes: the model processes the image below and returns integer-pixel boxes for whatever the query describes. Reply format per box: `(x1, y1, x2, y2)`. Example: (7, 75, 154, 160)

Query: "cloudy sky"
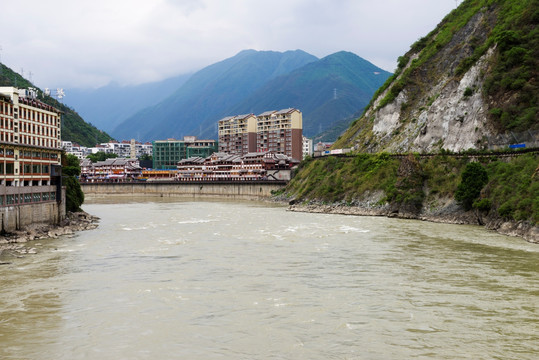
(0, 0, 459, 89)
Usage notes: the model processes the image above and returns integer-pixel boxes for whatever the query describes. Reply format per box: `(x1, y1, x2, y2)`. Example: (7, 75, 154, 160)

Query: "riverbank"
(0, 211, 99, 258)
(287, 200, 539, 244)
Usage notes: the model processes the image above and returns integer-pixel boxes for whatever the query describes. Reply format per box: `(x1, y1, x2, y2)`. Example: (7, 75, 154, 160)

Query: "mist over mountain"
(229, 51, 391, 137)
(64, 73, 192, 133)
(112, 49, 318, 141)
(0, 62, 112, 147)
(111, 49, 390, 142)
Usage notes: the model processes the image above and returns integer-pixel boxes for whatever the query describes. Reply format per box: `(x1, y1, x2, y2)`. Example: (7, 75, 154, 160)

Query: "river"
(1, 198, 538, 359)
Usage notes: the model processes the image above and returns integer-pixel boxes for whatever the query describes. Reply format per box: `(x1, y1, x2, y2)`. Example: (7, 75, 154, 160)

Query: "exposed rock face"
(363, 49, 497, 153)
(337, 3, 527, 154)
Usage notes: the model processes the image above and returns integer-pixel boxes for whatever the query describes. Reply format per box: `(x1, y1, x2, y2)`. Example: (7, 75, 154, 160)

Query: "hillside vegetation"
(334, 0, 538, 152)
(0, 63, 112, 147)
(283, 0, 538, 240)
(284, 153, 539, 226)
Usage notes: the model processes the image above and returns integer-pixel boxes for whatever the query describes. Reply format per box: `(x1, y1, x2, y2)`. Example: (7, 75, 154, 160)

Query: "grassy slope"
(284, 0, 539, 225)
(284, 154, 538, 225)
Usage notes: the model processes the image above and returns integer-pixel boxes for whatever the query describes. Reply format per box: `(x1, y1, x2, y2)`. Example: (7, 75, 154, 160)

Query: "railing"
(0, 185, 58, 207)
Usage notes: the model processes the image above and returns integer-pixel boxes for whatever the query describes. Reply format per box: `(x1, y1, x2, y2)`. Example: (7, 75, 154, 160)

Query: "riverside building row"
(218, 108, 303, 161)
(176, 151, 297, 182)
(0, 87, 64, 231)
(0, 87, 62, 188)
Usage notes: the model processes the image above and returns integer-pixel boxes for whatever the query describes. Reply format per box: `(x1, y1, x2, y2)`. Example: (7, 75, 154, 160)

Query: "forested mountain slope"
(0, 63, 112, 147)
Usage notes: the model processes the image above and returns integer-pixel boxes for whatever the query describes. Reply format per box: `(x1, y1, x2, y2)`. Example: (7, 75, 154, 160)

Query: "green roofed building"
(152, 136, 218, 170)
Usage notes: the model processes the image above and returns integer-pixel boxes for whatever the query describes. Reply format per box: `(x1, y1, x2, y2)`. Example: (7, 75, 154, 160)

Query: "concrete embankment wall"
(0, 186, 66, 233)
(1, 202, 63, 233)
(81, 182, 286, 200)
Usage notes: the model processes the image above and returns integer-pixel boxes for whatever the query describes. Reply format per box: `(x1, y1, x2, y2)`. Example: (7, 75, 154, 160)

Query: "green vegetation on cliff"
(1, 62, 112, 147)
(335, 0, 538, 149)
(285, 154, 539, 225)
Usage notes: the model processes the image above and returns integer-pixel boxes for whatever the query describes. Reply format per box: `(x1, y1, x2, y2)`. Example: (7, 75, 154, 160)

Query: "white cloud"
(0, 0, 457, 88)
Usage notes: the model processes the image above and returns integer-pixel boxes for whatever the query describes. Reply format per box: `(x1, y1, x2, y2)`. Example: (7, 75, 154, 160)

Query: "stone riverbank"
(0, 211, 99, 258)
(287, 201, 539, 244)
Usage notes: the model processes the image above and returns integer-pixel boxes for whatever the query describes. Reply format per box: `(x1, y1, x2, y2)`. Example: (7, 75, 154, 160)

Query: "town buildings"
(218, 108, 303, 160)
(152, 136, 218, 170)
(177, 151, 297, 182)
(0, 87, 62, 187)
(0, 87, 64, 230)
(80, 158, 142, 182)
(302, 136, 313, 158)
(62, 140, 153, 159)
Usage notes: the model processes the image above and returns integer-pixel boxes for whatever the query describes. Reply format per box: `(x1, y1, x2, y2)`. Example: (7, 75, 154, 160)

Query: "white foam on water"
(339, 225, 370, 234)
(177, 219, 214, 224)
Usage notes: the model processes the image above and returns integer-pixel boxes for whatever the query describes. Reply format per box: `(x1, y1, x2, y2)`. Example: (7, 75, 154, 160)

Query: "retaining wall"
(0, 187, 66, 233)
(81, 181, 286, 200)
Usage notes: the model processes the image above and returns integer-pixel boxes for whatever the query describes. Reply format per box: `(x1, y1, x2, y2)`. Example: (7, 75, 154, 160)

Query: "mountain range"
(108, 49, 391, 142)
(65, 73, 192, 133)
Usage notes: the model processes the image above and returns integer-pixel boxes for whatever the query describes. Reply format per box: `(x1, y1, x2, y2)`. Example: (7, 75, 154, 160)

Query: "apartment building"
(0, 87, 62, 206)
(218, 114, 257, 156)
(218, 108, 303, 160)
(152, 136, 218, 170)
(302, 136, 313, 158)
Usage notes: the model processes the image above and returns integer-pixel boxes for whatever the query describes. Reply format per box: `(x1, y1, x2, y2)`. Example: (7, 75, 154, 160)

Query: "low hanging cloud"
(0, 0, 457, 89)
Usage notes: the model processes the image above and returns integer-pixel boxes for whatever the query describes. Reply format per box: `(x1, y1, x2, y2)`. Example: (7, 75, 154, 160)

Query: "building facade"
(80, 158, 142, 182)
(0, 87, 62, 186)
(218, 114, 257, 156)
(152, 136, 218, 170)
(218, 108, 303, 160)
(0, 87, 64, 229)
(176, 151, 297, 182)
(62, 140, 153, 160)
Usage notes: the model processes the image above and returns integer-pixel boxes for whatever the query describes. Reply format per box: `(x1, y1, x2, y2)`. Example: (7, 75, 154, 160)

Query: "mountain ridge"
(112, 49, 390, 141)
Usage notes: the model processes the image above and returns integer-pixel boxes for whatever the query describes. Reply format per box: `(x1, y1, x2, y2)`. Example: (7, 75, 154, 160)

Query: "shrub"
(455, 162, 488, 210)
(473, 198, 492, 212)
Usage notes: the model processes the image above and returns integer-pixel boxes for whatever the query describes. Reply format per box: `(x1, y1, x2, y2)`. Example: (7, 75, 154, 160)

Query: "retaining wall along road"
(81, 181, 287, 200)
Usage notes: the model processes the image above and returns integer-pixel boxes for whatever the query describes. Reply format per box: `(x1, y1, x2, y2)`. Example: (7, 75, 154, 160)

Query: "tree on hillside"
(62, 153, 84, 212)
(455, 162, 488, 211)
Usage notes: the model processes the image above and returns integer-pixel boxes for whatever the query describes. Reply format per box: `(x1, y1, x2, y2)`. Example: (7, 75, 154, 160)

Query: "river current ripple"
(1, 199, 538, 359)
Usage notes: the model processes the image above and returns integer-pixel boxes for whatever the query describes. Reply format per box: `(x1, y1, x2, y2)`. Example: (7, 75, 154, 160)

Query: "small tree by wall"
(62, 153, 84, 212)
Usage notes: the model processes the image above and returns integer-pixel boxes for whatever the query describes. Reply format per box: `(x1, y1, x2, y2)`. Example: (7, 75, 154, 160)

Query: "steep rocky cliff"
(335, 0, 538, 153)
(283, 0, 539, 242)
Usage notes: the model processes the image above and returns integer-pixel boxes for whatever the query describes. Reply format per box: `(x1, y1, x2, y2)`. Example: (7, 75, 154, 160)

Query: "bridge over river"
(81, 181, 287, 201)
